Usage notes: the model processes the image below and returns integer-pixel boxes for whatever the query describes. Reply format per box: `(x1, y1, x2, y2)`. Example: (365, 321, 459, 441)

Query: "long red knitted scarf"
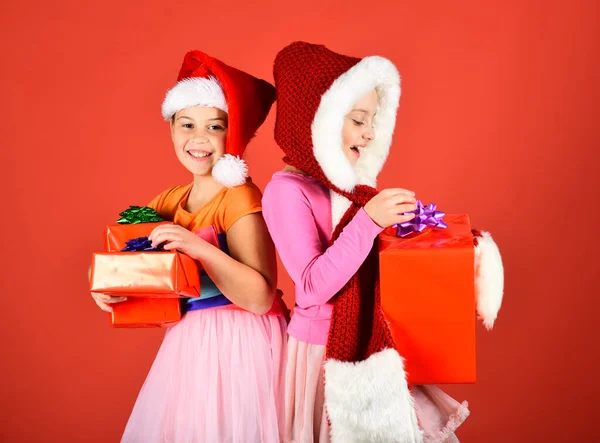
(324, 185, 397, 362)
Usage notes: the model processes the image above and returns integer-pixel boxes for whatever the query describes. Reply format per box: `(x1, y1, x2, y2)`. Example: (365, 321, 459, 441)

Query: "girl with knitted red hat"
(102, 50, 289, 442)
(263, 42, 473, 442)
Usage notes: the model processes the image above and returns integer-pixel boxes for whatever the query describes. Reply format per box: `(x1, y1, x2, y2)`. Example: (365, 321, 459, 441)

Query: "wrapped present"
(104, 205, 170, 252)
(90, 249, 200, 298)
(379, 211, 476, 385)
(111, 297, 181, 328)
(104, 222, 171, 252)
(100, 206, 183, 327)
(105, 224, 221, 327)
(92, 207, 200, 327)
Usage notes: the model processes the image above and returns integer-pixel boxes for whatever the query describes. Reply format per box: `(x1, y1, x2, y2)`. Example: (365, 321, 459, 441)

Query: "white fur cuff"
(324, 349, 423, 442)
(474, 231, 504, 330)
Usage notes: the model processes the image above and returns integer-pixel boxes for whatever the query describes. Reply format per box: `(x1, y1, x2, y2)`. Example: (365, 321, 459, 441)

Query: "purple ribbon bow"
(394, 200, 447, 237)
(121, 236, 164, 252)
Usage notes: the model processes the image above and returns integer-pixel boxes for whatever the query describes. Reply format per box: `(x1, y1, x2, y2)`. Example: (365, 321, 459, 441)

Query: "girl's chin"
(181, 164, 214, 177)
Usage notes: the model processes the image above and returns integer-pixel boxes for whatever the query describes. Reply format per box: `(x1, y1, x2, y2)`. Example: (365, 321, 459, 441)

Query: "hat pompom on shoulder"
(211, 154, 249, 188)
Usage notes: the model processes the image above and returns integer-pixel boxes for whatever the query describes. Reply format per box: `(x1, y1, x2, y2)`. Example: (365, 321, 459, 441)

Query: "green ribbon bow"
(117, 206, 164, 224)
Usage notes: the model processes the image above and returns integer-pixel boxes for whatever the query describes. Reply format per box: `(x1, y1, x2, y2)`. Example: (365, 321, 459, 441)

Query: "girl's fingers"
(384, 188, 415, 195)
(94, 299, 113, 313)
(394, 213, 416, 224)
(391, 194, 417, 205)
(104, 296, 128, 304)
(93, 292, 111, 302)
(150, 232, 179, 247)
(162, 241, 183, 251)
(385, 188, 416, 197)
(149, 225, 182, 240)
(396, 203, 418, 214)
(92, 293, 127, 307)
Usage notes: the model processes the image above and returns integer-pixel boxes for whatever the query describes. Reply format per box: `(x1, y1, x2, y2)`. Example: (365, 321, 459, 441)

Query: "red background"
(1, 1, 598, 441)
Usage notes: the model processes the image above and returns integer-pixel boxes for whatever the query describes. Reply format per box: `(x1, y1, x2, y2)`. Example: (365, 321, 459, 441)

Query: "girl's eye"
(208, 125, 226, 131)
(182, 123, 194, 129)
(352, 119, 364, 126)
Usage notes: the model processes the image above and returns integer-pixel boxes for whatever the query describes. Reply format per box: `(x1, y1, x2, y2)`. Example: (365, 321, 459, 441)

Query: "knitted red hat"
(162, 50, 275, 187)
(274, 42, 504, 442)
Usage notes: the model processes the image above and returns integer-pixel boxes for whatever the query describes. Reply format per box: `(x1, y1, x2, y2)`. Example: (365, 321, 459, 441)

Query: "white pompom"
(212, 154, 248, 187)
(474, 231, 504, 330)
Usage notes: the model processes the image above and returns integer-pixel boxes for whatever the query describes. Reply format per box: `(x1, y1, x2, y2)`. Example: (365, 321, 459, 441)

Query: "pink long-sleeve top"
(262, 171, 383, 345)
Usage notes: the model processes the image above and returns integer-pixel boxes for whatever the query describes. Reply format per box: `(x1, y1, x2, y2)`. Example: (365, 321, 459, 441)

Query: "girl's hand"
(88, 265, 126, 312)
(363, 188, 418, 228)
(148, 224, 208, 258)
(91, 292, 127, 313)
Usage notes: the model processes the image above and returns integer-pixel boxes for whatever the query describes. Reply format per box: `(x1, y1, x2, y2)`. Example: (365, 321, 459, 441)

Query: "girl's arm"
(149, 214, 277, 315)
(262, 180, 382, 308)
(201, 213, 277, 314)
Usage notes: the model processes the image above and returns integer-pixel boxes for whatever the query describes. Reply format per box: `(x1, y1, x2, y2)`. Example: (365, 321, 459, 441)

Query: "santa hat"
(274, 42, 504, 442)
(162, 50, 276, 187)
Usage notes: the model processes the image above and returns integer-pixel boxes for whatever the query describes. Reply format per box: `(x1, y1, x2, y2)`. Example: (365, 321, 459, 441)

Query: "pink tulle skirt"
(284, 337, 330, 443)
(413, 385, 470, 443)
(122, 308, 287, 443)
(283, 336, 469, 443)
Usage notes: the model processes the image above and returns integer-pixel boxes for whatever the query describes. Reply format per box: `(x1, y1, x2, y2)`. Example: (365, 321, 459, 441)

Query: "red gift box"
(379, 214, 476, 384)
(104, 221, 171, 252)
(110, 297, 181, 328)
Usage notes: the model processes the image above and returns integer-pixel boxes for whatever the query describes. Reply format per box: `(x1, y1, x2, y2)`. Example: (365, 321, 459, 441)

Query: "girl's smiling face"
(341, 88, 378, 167)
(170, 106, 228, 177)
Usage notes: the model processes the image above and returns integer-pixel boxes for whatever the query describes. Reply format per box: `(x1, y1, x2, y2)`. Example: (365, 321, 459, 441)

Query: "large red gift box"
(379, 214, 476, 384)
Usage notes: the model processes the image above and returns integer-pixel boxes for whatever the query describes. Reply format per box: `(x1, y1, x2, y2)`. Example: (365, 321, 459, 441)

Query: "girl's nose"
(191, 129, 209, 143)
(362, 126, 375, 141)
